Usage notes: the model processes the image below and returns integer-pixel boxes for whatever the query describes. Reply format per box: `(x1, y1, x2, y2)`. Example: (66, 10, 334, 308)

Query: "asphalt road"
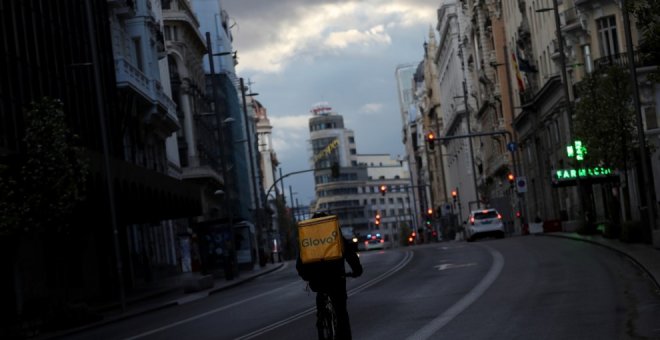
(65, 236, 660, 340)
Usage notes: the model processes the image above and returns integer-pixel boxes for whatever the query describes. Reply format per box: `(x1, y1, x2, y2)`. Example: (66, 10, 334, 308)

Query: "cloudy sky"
(222, 0, 440, 205)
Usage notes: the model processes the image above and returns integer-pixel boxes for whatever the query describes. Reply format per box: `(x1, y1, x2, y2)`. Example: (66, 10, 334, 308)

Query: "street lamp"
(205, 32, 233, 226)
(239, 77, 264, 266)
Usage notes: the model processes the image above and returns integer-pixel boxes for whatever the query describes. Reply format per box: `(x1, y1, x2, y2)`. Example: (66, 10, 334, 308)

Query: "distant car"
(363, 233, 386, 251)
(465, 209, 505, 242)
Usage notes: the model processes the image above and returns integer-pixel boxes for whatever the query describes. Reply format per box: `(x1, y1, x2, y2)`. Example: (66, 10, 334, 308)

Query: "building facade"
(309, 104, 415, 245)
(0, 0, 202, 331)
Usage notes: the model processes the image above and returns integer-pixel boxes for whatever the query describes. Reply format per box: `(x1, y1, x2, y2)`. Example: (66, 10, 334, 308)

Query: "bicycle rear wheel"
(318, 296, 338, 339)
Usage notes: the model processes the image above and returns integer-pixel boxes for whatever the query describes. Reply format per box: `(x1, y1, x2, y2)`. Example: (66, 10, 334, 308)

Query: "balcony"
(560, 7, 583, 32)
(115, 56, 150, 98)
(592, 51, 655, 73)
(107, 0, 136, 19)
(115, 57, 179, 132)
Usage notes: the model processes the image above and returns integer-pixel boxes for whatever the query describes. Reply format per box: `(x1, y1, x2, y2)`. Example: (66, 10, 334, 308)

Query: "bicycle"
(315, 272, 354, 340)
(317, 291, 338, 340)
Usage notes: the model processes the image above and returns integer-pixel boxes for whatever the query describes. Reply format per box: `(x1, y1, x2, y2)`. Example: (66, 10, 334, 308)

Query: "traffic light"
(425, 208, 433, 227)
(375, 212, 381, 227)
(451, 188, 458, 202)
(427, 208, 433, 216)
(507, 173, 515, 187)
(379, 184, 387, 196)
(426, 131, 436, 150)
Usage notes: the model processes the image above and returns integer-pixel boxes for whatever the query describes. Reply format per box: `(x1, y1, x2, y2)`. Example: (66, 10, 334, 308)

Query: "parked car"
(465, 209, 505, 241)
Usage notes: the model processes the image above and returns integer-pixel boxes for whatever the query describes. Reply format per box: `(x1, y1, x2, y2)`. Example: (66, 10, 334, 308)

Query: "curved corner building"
(309, 103, 415, 246)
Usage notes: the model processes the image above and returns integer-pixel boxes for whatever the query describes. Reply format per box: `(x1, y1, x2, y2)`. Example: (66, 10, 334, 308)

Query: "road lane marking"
(234, 250, 414, 340)
(434, 263, 477, 271)
(124, 281, 300, 340)
(406, 244, 504, 340)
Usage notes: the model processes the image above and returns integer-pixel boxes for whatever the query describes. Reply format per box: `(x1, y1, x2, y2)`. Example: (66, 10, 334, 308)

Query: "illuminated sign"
(553, 167, 613, 181)
(566, 140, 587, 161)
(313, 138, 339, 163)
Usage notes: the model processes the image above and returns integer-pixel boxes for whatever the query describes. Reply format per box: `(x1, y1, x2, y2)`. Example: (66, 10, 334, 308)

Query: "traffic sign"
(516, 176, 527, 193)
(507, 142, 517, 152)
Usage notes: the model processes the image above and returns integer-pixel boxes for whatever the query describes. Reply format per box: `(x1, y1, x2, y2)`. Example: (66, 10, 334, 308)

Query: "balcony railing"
(592, 51, 653, 72)
(115, 57, 151, 98)
(115, 57, 178, 123)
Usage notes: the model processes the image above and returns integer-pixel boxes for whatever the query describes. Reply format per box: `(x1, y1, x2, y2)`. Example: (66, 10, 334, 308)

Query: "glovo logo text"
(301, 230, 338, 248)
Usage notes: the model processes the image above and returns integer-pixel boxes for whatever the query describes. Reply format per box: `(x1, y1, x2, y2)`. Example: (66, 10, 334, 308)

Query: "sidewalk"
(38, 261, 287, 339)
(540, 232, 660, 289)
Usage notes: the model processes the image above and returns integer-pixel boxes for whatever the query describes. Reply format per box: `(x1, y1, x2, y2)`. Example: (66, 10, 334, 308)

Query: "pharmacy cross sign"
(566, 140, 587, 161)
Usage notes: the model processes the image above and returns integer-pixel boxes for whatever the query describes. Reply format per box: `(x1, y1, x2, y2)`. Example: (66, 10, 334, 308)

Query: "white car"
(363, 233, 387, 251)
(465, 209, 505, 242)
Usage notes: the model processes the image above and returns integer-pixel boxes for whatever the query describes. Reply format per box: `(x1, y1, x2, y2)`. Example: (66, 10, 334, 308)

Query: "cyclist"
(296, 212, 363, 340)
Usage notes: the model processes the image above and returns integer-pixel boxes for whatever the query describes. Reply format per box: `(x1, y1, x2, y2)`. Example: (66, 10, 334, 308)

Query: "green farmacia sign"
(553, 140, 615, 182)
(554, 167, 613, 181)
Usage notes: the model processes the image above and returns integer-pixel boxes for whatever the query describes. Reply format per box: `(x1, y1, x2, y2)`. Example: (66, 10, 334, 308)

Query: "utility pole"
(85, 0, 125, 311)
(457, 19, 481, 210)
(239, 77, 263, 267)
(205, 32, 236, 275)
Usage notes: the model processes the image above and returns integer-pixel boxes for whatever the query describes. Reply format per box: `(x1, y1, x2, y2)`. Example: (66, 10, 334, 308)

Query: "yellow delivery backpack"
(298, 214, 344, 264)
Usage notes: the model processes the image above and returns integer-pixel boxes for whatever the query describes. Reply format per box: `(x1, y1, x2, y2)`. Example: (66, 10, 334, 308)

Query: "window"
(597, 16, 619, 57)
(133, 38, 143, 71)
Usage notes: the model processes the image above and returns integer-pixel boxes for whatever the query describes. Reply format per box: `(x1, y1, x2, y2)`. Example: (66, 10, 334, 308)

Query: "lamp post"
(239, 77, 264, 266)
(205, 32, 235, 241)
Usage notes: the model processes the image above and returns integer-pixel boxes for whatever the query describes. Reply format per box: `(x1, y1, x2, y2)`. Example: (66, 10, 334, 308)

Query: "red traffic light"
(379, 184, 387, 196)
(451, 190, 457, 198)
(426, 132, 436, 150)
(507, 173, 515, 183)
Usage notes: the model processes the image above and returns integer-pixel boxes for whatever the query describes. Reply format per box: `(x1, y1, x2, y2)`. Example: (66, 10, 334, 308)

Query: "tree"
(628, 0, 660, 81)
(0, 97, 88, 236)
(573, 66, 638, 170)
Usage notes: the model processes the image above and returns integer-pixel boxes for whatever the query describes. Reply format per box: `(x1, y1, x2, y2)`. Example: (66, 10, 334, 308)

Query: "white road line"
(124, 281, 300, 340)
(406, 244, 504, 340)
(234, 250, 414, 340)
(125, 251, 413, 340)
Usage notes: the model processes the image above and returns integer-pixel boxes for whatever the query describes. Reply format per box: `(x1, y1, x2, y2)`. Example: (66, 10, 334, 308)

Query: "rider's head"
(312, 211, 329, 218)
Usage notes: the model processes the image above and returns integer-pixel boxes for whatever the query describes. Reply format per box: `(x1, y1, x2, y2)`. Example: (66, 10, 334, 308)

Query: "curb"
(540, 233, 660, 290)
